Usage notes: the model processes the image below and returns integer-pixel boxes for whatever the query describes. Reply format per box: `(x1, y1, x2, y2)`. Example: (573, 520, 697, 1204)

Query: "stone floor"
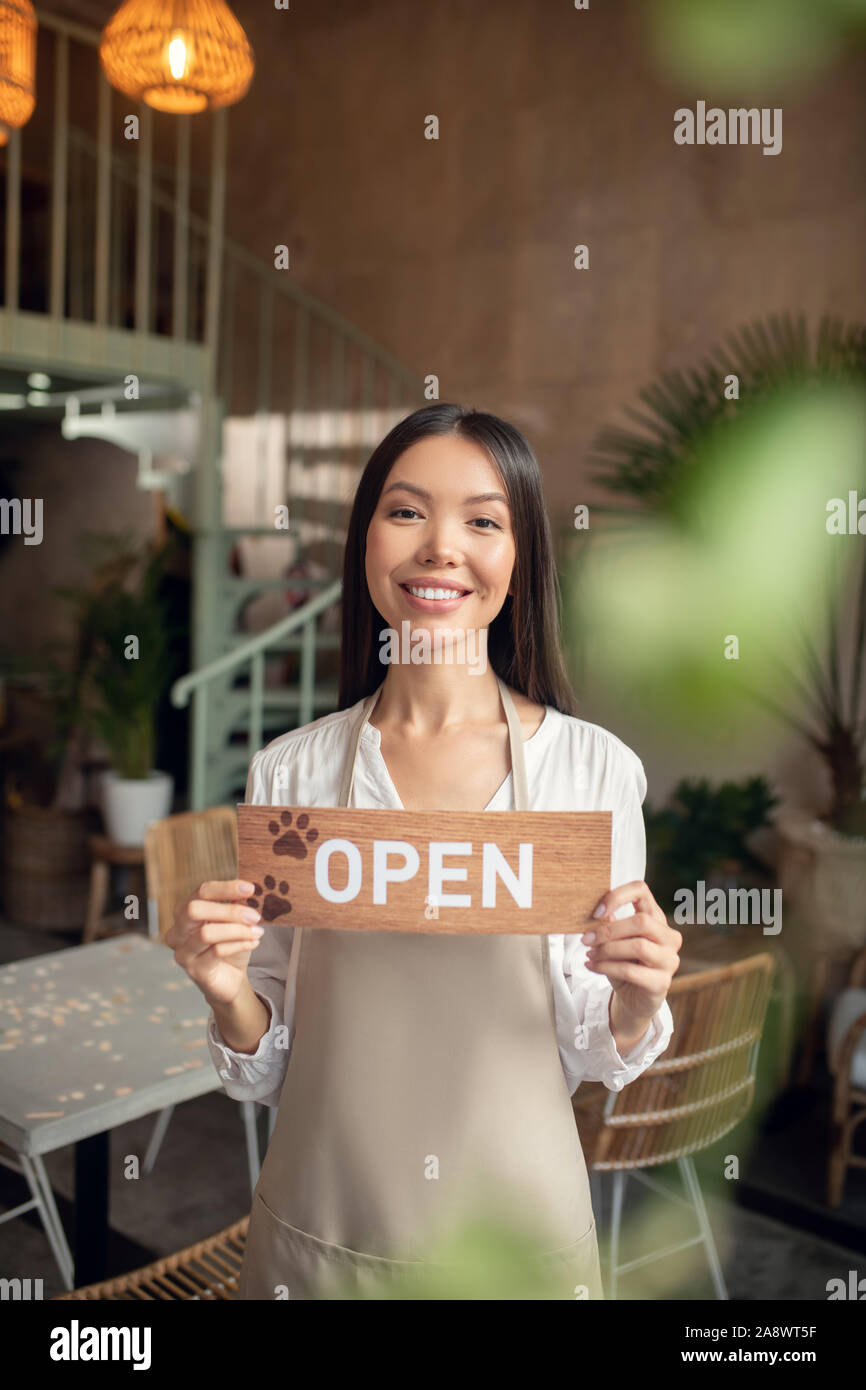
(1, 916, 864, 1301)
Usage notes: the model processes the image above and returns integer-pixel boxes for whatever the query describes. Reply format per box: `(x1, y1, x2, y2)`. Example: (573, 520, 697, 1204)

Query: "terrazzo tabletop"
(0, 933, 221, 1156)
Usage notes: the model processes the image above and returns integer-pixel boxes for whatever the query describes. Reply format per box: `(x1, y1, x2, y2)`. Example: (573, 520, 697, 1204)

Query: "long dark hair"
(338, 402, 580, 716)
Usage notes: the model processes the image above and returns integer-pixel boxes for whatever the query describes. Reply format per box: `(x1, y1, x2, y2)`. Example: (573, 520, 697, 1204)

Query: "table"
(0, 933, 225, 1287)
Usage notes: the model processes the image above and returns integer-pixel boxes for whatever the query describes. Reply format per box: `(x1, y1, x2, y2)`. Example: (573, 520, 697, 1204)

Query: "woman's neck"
(369, 663, 504, 737)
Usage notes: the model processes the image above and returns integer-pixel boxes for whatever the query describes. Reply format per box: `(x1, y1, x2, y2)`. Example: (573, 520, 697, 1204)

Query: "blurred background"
(0, 0, 864, 1302)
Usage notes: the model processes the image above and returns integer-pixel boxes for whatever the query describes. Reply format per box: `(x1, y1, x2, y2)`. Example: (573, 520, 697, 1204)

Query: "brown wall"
(6, 0, 865, 817)
(218, 0, 865, 811)
(0, 427, 153, 657)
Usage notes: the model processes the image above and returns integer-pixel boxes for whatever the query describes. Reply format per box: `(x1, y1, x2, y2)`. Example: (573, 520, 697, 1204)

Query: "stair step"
(217, 527, 303, 539)
(215, 683, 340, 715)
(220, 633, 341, 655)
(220, 575, 340, 596)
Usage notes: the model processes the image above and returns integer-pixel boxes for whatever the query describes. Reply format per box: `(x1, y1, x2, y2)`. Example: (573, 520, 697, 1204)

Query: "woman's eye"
(386, 507, 501, 530)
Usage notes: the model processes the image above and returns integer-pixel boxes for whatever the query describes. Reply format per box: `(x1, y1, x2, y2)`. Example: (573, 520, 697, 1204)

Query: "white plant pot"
(101, 769, 174, 847)
(776, 811, 866, 956)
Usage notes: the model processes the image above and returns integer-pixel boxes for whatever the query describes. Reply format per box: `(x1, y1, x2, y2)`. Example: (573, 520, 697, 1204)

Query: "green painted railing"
(171, 578, 343, 810)
(12, 10, 421, 808)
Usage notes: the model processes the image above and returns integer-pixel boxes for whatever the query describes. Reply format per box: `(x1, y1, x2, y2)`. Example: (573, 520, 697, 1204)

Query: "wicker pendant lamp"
(0, 0, 37, 147)
(99, 0, 254, 114)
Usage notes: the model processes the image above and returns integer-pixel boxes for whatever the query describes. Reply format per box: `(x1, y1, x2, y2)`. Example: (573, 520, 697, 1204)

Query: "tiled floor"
(1, 917, 864, 1300)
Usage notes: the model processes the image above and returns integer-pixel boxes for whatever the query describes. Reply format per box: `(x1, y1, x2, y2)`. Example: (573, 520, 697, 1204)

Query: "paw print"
(268, 810, 319, 860)
(243, 814, 320, 924)
(246, 875, 292, 923)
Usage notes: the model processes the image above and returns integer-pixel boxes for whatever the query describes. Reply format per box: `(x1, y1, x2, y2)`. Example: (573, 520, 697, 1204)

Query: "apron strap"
(337, 685, 384, 808)
(496, 676, 529, 812)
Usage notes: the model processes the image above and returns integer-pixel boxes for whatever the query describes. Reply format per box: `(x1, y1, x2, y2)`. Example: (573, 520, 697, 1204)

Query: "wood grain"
(237, 805, 611, 935)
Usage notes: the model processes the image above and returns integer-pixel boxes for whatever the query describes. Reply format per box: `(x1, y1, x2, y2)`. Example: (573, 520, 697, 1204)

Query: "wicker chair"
(826, 943, 866, 1206)
(142, 806, 271, 1191)
(54, 1217, 249, 1300)
(574, 953, 776, 1300)
(145, 805, 239, 945)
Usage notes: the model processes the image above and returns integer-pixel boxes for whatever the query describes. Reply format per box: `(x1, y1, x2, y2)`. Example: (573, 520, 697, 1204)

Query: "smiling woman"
(178, 401, 680, 1301)
(342, 402, 579, 715)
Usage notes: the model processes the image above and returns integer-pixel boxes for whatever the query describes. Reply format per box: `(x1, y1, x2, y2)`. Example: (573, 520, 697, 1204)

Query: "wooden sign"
(237, 805, 611, 935)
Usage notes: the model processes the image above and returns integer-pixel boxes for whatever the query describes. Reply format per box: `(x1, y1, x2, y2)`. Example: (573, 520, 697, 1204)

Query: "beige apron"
(238, 675, 603, 1300)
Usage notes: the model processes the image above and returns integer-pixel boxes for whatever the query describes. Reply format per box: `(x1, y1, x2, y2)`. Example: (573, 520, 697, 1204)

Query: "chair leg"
(142, 1105, 175, 1175)
(21, 1154, 74, 1290)
(609, 1169, 627, 1302)
(772, 948, 798, 1091)
(589, 1169, 603, 1222)
(679, 1156, 728, 1300)
(242, 1101, 262, 1195)
(83, 858, 110, 944)
(796, 952, 829, 1088)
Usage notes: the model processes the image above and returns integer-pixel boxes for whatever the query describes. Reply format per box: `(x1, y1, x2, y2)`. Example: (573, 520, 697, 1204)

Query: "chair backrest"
(588, 952, 776, 1170)
(144, 807, 238, 943)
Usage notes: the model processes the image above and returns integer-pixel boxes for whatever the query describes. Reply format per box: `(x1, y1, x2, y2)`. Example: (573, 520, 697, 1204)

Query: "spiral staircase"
(0, 9, 423, 807)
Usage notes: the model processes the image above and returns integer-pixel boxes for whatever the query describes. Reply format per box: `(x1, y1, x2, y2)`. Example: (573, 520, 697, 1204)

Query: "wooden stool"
(83, 834, 147, 943)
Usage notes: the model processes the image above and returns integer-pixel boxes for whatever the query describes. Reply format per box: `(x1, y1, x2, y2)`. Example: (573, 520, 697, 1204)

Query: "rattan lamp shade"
(99, 0, 254, 114)
(0, 0, 37, 147)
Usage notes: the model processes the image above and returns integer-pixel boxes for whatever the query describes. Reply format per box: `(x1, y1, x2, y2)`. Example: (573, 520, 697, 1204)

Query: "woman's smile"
(398, 579, 473, 613)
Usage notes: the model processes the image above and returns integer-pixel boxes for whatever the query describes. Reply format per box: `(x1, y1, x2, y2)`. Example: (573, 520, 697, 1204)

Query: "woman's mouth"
(398, 582, 472, 613)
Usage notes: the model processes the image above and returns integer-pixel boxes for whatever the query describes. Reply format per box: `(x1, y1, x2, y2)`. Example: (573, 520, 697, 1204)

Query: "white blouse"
(207, 693, 675, 1103)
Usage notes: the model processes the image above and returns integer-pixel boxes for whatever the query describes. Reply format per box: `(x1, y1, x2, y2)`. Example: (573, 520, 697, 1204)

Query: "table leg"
(74, 1130, 109, 1287)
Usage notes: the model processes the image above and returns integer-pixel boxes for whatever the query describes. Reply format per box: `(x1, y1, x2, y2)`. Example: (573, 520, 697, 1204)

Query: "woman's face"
(365, 432, 515, 633)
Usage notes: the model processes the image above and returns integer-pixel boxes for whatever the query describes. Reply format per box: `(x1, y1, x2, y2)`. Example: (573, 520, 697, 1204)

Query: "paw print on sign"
(245, 813, 320, 923)
(269, 810, 319, 859)
(247, 875, 292, 923)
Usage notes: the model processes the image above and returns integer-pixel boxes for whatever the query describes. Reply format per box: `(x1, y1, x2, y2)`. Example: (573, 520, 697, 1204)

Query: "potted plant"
(58, 533, 179, 846)
(645, 775, 778, 920)
(752, 543, 866, 955)
(583, 311, 866, 956)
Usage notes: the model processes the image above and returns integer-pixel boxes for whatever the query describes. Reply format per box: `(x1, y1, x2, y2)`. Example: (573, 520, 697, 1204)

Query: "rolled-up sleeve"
(558, 743, 674, 1093)
(207, 989, 287, 1104)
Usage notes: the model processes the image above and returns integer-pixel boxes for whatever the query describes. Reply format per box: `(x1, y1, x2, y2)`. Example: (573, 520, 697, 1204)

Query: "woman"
(168, 403, 681, 1300)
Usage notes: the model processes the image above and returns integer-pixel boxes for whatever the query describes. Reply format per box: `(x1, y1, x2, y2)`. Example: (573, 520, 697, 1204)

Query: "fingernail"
(251, 926, 265, 936)
(592, 903, 606, 919)
(243, 909, 261, 924)
(239, 881, 255, 894)
(584, 931, 596, 943)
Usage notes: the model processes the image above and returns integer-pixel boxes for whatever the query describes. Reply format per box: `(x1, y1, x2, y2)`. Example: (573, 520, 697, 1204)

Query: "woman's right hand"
(165, 879, 264, 1007)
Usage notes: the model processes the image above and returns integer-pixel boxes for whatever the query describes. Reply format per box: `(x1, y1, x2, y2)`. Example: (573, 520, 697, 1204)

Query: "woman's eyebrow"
(382, 480, 510, 505)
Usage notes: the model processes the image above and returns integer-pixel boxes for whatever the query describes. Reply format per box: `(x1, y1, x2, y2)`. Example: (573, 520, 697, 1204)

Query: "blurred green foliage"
(643, 0, 866, 90)
(564, 316, 866, 803)
(645, 775, 778, 914)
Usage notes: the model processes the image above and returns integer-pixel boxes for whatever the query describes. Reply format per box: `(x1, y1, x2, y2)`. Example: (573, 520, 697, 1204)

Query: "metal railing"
(1, 10, 225, 393)
(5, 10, 422, 806)
(172, 578, 343, 809)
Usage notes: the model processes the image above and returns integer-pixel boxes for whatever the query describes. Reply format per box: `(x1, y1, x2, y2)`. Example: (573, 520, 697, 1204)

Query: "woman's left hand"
(584, 880, 682, 1022)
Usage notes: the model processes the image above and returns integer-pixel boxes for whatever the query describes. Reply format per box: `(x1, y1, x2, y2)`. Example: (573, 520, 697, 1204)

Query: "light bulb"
(167, 32, 188, 81)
